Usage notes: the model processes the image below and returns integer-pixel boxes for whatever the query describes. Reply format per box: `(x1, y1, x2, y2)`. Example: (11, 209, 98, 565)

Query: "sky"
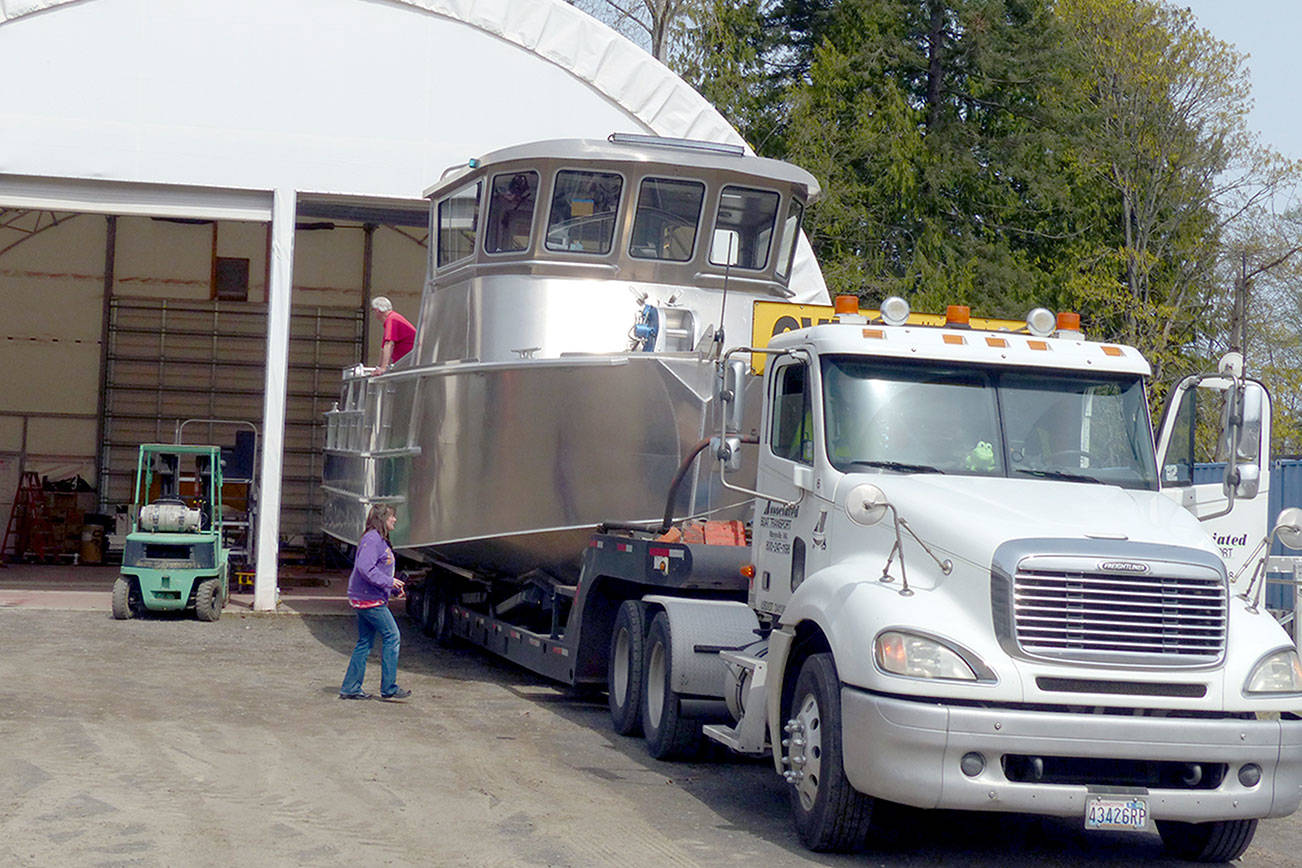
(1181, 1, 1302, 161)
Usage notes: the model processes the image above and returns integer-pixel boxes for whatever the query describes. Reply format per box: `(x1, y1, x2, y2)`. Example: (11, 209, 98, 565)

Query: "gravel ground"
(1, 607, 1300, 867)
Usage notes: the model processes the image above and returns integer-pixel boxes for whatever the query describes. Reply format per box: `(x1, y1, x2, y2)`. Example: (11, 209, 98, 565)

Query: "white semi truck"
(326, 136, 1302, 861)
(680, 297, 1302, 860)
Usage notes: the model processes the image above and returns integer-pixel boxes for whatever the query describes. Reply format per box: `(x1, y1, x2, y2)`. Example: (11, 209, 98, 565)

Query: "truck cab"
(722, 300, 1302, 858)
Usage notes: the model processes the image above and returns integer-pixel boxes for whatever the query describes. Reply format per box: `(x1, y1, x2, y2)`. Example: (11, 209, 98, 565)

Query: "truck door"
(752, 358, 815, 616)
(1155, 371, 1272, 581)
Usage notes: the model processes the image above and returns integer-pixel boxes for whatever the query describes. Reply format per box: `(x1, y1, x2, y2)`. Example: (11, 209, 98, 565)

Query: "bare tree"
(570, 0, 693, 61)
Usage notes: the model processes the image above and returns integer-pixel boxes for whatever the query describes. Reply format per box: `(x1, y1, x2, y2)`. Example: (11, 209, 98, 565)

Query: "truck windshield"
(821, 357, 1159, 490)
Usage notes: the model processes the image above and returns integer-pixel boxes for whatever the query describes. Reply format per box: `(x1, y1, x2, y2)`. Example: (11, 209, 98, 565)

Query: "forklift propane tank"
(139, 502, 202, 533)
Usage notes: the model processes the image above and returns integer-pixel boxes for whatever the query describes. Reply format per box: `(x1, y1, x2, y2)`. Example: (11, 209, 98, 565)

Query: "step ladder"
(1, 472, 55, 563)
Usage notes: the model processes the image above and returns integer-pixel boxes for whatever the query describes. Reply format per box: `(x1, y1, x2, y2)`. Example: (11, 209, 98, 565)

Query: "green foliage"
(670, 0, 1301, 430)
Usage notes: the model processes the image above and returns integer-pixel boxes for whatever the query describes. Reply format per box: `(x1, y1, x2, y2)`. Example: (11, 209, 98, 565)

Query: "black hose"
(596, 438, 712, 536)
(658, 438, 715, 533)
(596, 435, 757, 537)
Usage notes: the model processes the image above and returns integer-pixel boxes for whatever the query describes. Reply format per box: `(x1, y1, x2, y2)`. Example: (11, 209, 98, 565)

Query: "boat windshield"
(821, 356, 1158, 489)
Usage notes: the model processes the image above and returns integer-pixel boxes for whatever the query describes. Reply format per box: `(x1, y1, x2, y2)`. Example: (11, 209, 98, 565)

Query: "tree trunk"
(925, 1, 945, 131)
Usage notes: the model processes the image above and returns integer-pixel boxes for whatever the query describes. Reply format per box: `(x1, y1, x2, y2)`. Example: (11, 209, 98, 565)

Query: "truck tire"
(195, 578, 222, 622)
(608, 600, 647, 736)
(787, 652, 874, 852)
(1157, 818, 1257, 862)
(641, 611, 703, 760)
(111, 577, 134, 620)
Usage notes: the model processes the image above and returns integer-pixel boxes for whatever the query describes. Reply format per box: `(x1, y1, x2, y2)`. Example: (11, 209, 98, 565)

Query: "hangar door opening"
(1, 199, 426, 560)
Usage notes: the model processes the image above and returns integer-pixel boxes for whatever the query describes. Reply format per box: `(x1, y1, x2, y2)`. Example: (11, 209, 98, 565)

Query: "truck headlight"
(875, 630, 979, 681)
(1245, 649, 1302, 694)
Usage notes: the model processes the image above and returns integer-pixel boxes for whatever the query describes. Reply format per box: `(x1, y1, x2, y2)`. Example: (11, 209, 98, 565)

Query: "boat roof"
(424, 136, 821, 201)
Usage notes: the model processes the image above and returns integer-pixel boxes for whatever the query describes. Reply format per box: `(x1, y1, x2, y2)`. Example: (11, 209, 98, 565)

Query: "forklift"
(112, 444, 229, 620)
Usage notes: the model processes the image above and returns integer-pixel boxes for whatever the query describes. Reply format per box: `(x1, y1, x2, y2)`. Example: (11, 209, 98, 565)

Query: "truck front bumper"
(841, 688, 1302, 823)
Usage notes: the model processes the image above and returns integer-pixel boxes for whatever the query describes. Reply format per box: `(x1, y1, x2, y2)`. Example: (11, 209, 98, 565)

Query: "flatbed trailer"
(412, 531, 751, 687)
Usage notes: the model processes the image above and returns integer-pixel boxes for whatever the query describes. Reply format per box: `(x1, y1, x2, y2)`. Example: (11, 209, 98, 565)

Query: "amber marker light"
(1056, 311, 1081, 332)
(876, 632, 908, 671)
(834, 294, 861, 316)
(945, 305, 971, 327)
(740, 564, 756, 579)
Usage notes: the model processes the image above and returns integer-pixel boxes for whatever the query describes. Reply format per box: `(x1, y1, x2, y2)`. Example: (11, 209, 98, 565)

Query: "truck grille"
(1011, 564, 1227, 665)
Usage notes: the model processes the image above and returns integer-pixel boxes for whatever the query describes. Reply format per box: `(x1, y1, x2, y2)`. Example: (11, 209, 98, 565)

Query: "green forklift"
(113, 444, 229, 621)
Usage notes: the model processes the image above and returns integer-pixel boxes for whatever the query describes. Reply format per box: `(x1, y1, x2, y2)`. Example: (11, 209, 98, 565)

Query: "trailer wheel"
(111, 577, 134, 620)
(787, 652, 874, 852)
(1157, 818, 1257, 862)
(641, 611, 703, 760)
(608, 600, 647, 736)
(195, 578, 222, 622)
(422, 584, 456, 646)
(405, 584, 421, 622)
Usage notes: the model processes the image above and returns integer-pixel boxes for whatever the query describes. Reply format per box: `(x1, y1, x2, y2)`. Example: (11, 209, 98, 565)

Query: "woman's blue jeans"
(340, 605, 400, 696)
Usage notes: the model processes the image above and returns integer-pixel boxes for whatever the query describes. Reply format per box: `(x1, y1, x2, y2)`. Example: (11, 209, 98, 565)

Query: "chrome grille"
(1012, 564, 1227, 665)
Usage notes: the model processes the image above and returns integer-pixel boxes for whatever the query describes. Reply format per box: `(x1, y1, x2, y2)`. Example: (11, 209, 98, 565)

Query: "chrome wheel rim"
(612, 627, 630, 706)
(646, 640, 666, 728)
(791, 691, 823, 811)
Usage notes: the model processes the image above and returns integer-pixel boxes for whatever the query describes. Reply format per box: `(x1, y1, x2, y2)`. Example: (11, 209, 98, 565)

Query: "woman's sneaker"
(381, 688, 411, 701)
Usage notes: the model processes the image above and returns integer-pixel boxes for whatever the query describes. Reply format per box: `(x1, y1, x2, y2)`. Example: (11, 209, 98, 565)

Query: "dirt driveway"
(1, 605, 1300, 867)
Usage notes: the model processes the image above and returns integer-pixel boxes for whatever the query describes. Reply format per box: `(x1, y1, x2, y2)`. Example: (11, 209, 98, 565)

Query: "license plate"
(1084, 795, 1149, 832)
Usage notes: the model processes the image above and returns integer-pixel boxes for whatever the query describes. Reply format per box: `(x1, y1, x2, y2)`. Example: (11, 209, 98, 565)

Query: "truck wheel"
(641, 611, 703, 760)
(787, 652, 874, 852)
(195, 578, 222, 622)
(1157, 818, 1257, 862)
(111, 577, 134, 620)
(608, 600, 647, 736)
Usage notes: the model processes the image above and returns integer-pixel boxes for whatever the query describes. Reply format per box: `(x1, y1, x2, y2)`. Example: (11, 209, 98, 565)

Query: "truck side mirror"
(1226, 381, 1266, 500)
(712, 435, 743, 473)
(717, 359, 747, 435)
(1274, 507, 1302, 551)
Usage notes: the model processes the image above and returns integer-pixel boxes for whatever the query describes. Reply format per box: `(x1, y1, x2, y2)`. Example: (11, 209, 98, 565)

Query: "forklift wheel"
(195, 578, 222, 622)
(111, 578, 134, 620)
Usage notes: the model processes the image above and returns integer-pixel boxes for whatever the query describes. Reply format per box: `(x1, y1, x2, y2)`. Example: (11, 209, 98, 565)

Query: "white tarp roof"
(0, 0, 827, 300)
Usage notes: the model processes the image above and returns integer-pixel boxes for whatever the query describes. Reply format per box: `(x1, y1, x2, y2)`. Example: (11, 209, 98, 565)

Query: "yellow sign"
(749, 300, 1026, 372)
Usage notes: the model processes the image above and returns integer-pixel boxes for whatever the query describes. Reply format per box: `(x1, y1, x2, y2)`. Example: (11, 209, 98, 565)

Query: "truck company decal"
(759, 500, 800, 556)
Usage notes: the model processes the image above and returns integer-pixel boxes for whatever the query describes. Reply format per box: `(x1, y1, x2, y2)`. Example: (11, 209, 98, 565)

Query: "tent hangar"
(0, 0, 828, 609)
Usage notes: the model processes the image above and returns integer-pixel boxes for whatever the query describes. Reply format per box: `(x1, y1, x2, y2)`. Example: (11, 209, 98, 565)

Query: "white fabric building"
(0, 0, 827, 608)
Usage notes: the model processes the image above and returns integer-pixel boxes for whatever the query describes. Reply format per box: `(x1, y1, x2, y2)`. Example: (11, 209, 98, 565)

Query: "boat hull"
(323, 353, 756, 579)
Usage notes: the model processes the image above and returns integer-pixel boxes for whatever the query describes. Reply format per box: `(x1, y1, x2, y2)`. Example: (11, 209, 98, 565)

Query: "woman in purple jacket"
(339, 504, 410, 701)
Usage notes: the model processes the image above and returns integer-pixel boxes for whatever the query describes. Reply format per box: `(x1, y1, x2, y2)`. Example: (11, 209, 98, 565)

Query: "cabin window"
(774, 198, 804, 279)
(770, 362, 813, 465)
(437, 181, 481, 267)
(628, 177, 705, 262)
(545, 170, 622, 255)
(710, 186, 780, 270)
(484, 171, 539, 255)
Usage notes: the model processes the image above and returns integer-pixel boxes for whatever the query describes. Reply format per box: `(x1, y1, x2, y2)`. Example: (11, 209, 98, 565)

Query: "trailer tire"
(1157, 818, 1257, 862)
(405, 584, 421, 622)
(195, 578, 222, 622)
(787, 652, 874, 852)
(423, 584, 456, 647)
(608, 600, 647, 736)
(641, 611, 703, 760)
(111, 577, 134, 620)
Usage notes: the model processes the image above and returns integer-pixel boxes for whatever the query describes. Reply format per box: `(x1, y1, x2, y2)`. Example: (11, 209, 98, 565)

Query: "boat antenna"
(711, 235, 736, 361)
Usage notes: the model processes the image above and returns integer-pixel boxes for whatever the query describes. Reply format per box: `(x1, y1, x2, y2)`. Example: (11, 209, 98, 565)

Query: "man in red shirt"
(370, 296, 416, 374)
